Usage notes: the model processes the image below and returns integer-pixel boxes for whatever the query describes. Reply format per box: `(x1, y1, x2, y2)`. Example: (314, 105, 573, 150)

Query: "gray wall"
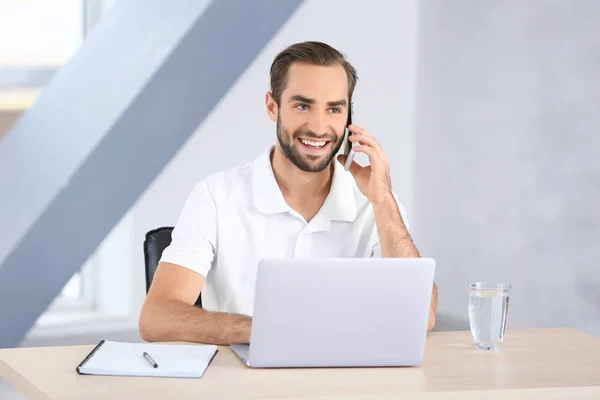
(415, 0, 600, 335)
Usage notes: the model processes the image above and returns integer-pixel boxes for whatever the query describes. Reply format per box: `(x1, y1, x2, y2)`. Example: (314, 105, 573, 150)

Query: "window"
(0, 1, 83, 64)
(0, 0, 84, 107)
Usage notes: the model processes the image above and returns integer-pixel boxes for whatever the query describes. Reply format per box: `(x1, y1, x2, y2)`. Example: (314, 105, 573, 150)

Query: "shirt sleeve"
(159, 181, 217, 277)
(371, 192, 410, 258)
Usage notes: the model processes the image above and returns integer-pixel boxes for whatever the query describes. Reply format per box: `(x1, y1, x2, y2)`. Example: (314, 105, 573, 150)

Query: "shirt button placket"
(294, 228, 309, 258)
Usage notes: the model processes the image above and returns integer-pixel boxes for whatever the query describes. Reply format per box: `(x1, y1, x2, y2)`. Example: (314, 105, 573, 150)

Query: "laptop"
(230, 257, 435, 368)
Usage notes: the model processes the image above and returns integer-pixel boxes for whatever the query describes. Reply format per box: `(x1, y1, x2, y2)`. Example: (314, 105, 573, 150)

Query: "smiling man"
(139, 41, 437, 345)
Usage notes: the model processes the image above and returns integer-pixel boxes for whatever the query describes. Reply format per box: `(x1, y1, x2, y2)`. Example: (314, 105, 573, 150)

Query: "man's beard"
(276, 114, 343, 173)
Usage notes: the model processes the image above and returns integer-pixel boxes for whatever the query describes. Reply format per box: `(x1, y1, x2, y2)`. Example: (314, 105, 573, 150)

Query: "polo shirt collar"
(252, 146, 289, 214)
(252, 146, 357, 222)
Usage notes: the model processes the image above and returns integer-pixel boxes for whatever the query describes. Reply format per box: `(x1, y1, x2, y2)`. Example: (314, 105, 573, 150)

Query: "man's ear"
(265, 92, 278, 122)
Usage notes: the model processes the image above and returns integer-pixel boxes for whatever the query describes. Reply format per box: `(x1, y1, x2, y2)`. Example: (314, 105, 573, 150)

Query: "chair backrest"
(143, 227, 202, 307)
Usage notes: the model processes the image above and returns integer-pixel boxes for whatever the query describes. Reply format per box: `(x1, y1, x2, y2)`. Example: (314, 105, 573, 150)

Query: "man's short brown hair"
(269, 41, 358, 106)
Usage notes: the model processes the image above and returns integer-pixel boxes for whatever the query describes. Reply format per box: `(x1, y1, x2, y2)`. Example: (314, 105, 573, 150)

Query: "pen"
(143, 352, 158, 368)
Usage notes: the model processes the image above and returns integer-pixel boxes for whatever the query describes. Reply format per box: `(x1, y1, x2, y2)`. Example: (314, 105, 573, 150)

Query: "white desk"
(1, 328, 599, 399)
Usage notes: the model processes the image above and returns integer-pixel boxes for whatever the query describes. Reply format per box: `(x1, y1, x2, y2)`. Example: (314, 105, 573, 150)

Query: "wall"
(128, 0, 419, 314)
(415, 0, 600, 335)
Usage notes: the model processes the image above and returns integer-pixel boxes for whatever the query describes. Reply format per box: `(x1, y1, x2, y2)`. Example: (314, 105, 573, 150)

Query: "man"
(139, 41, 437, 345)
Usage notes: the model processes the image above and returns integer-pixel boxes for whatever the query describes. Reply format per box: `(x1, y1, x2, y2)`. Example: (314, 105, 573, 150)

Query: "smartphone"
(342, 102, 355, 171)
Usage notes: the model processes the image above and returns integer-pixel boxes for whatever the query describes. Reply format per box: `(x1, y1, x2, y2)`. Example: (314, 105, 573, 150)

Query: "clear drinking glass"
(467, 282, 511, 350)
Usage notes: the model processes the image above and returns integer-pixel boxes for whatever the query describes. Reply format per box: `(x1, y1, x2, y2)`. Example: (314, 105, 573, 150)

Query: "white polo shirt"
(160, 146, 409, 316)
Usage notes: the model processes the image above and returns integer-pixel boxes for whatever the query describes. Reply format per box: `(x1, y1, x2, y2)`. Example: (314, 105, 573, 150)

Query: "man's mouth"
(297, 137, 331, 153)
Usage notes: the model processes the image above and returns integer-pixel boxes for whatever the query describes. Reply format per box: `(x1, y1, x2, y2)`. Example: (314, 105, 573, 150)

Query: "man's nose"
(307, 112, 330, 136)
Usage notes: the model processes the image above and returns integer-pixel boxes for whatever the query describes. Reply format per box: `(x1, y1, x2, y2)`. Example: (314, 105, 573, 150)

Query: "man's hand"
(428, 284, 438, 332)
(428, 308, 436, 332)
(337, 125, 392, 204)
(139, 263, 252, 345)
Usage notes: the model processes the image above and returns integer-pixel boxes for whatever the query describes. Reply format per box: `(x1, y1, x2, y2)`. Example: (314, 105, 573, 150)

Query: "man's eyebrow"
(327, 99, 347, 107)
(288, 95, 348, 108)
(289, 95, 314, 104)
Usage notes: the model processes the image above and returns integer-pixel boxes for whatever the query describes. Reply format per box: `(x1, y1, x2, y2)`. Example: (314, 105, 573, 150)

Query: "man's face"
(273, 63, 349, 173)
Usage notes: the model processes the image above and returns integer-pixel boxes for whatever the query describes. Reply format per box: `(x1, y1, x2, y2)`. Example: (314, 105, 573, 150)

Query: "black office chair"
(143, 227, 202, 307)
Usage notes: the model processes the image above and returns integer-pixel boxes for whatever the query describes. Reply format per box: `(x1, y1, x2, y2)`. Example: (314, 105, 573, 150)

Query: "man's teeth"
(301, 139, 326, 147)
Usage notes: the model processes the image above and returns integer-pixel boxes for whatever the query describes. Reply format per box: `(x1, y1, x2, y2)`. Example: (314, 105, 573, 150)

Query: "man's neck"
(271, 146, 333, 221)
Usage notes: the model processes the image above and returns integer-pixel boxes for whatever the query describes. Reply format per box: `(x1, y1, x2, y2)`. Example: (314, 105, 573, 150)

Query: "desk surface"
(1, 328, 599, 400)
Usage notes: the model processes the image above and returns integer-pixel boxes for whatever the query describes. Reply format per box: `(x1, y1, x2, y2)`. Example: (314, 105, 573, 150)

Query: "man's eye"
(329, 108, 341, 114)
(296, 104, 309, 111)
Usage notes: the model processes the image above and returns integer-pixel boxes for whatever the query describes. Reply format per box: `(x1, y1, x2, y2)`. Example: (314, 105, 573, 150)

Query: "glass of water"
(468, 282, 511, 351)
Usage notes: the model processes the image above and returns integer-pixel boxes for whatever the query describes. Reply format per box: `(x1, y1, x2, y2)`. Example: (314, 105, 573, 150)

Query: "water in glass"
(468, 283, 511, 350)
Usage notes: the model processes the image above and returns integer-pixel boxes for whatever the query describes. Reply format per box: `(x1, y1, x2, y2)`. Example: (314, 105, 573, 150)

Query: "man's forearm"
(372, 192, 438, 327)
(371, 192, 420, 258)
(139, 299, 251, 345)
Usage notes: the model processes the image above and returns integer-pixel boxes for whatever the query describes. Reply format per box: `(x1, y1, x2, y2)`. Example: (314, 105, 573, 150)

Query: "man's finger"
(352, 144, 389, 172)
(352, 144, 379, 163)
(349, 135, 388, 166)
(348, 128, 384, 157)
